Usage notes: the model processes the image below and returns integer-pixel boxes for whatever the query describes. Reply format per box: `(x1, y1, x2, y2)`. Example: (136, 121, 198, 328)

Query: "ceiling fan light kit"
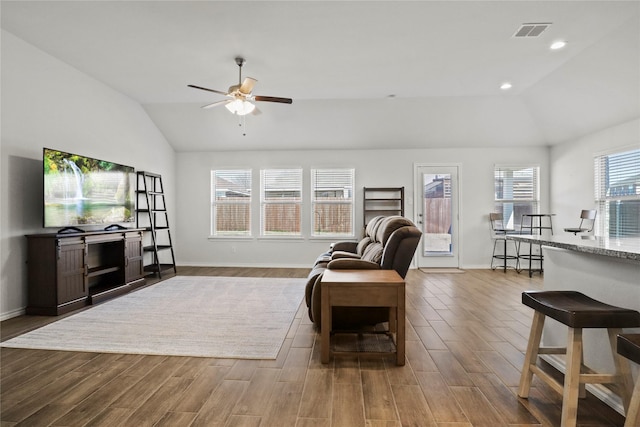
(225, 99, 256, 116)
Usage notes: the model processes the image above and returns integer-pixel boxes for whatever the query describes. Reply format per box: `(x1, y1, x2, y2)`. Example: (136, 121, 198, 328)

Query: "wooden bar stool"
(518, 291, 640, 427)
(617, 334, 640, 427)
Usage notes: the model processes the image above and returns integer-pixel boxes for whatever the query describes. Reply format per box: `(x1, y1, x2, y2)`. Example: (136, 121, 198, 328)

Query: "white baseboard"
(175, 261, 310, 269)
(1, 307, 26, 321)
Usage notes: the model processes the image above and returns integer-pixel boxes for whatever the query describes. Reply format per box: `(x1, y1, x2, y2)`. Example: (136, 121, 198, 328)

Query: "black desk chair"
(564, 209, 596, 235)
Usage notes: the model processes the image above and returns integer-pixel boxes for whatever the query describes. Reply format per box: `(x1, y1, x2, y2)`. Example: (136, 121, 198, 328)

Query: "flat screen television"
(43, 148, 136, 230)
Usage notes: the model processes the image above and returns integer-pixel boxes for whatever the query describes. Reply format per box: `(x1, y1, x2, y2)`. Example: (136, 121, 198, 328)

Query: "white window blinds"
(261, 169, 303, 236)
(211, 170, 252, 236)
(311, 168, 355, 237)
(594, 148, 640, 238)
(494, 165, 540, 229)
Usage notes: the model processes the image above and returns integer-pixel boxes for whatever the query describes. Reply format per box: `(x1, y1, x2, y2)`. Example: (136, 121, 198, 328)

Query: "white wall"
(0, 31, 176, 319)
(174, 146, 550, 269)
(550, 118, 640, 233)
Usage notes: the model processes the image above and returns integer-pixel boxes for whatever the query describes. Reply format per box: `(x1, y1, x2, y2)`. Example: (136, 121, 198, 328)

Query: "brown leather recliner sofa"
(305, 215, 422, 329)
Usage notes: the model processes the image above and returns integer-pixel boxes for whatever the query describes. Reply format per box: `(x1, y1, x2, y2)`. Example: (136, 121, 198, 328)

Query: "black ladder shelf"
(136, 171, 177, 278)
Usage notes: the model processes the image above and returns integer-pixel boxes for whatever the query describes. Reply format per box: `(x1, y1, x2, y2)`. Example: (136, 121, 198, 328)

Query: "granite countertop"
(508, 234, 640, 261)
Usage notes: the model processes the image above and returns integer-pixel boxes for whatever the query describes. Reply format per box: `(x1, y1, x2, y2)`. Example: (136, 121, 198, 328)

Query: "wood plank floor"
(1, 267, 627, 426)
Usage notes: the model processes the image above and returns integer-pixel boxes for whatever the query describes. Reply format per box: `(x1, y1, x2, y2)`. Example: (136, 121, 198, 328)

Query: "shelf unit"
(136, 171, 177, 278)
(363, 187, 405, 226)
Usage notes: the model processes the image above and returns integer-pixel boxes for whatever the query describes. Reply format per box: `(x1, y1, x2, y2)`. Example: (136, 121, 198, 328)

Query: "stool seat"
(522, 291, 640, 329)
(618, 334, 640, 365)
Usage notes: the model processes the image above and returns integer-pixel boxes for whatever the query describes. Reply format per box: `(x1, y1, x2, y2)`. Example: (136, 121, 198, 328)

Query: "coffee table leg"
(389, 307, 397, 334)
(397, 289, 405, 366)
(321, 285, 330, 364)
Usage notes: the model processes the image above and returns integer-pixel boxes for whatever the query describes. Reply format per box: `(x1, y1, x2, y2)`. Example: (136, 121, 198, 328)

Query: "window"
(594, 148, 640, 238)
(311, 169, 355, 237)
(261, 168, 302, 236)
(494, 165, 539, 229)
(211, 170, 251, 236)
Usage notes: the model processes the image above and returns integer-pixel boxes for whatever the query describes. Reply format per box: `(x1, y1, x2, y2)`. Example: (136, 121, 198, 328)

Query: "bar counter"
(509, 234, 640, 414)
(508, 234, 640, 261)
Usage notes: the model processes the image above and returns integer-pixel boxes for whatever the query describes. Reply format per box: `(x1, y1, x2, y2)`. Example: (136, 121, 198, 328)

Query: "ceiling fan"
(188, 57, 293, 116)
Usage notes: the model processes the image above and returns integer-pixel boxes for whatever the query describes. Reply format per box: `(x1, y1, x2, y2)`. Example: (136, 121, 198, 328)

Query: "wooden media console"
(26, 228, 146, 315)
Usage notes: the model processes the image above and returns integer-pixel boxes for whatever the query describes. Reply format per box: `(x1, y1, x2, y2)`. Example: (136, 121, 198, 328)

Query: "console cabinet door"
(124, 232, 144, 283)
(57, 239, 87, 304)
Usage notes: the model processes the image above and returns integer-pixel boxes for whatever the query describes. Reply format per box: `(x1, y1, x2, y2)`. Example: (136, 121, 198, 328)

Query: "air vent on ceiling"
(513, 23, 551, 38)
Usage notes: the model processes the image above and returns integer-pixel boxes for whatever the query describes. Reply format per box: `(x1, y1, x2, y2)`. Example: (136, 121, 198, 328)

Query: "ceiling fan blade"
(188, 84, 229, 96)
(201, 99, 231, 109)
(239, 77, 257, 95)
(254, 96, 293, 104)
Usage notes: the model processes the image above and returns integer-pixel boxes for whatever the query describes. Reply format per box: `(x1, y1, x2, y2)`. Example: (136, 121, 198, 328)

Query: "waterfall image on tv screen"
(43, 148, 135, 228)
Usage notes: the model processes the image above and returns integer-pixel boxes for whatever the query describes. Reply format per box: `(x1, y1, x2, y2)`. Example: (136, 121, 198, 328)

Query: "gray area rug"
(2, 276, 306, 359)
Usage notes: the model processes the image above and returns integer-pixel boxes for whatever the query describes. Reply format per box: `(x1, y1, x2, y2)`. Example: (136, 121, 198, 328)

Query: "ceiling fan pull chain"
(237, 114, 247, 136)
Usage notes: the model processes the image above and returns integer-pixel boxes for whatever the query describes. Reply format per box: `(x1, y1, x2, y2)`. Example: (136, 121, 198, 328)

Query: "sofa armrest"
(330, 241, 358, 253)
(327, 259, 381, 270)
(330, 251, 362, 260)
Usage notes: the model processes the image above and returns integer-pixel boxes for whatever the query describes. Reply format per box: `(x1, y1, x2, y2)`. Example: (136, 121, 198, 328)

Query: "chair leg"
(519, 311, 545, 398)
(561, 327, 582, 427)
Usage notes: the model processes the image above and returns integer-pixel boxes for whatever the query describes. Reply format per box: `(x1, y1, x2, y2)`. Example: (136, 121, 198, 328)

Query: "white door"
(414, 165, 460, 268)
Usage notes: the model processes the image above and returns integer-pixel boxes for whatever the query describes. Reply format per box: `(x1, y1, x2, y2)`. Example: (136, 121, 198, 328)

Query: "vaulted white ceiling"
(2, 1, 638, 152)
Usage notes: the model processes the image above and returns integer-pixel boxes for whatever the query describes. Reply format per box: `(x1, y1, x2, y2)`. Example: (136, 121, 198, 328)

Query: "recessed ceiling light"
(550, 40, 567, 50)
(500, 82, 513, 90)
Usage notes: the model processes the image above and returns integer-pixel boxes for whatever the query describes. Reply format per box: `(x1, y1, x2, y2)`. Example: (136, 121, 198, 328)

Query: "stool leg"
(518, 311, 545, 398)
(561, 327, 582, 427)
(608, 328, 634, 411)
(625, 378, 640, 427)
(491, 240, 498, 270)
(503, 238, 507, 272)
(514, 240, 520, 271)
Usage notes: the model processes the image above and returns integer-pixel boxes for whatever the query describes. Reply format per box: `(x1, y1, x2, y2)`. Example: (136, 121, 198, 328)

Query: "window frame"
(310, 168, 355, 238)
(493, 164, 540, 230)
(260, 168, 303, 237)
(594, 147, 640, 238)
(210, 169, 252, 237)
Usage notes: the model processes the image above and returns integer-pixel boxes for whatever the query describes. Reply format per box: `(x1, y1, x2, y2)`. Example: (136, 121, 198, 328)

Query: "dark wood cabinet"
(124, 232, 144, 284)
(56, 238, 87, 306)
(26, 229, 145, 315)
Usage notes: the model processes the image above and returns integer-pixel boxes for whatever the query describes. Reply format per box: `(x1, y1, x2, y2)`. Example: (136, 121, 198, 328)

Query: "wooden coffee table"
(320, 269, 406, 365)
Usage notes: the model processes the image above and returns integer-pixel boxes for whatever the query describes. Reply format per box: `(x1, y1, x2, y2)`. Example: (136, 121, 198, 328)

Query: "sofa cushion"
(376, 216, 415, 245)
(361, 242, 383, 263)
(356, 236, 372, 256)
(365, 215, 385, 238)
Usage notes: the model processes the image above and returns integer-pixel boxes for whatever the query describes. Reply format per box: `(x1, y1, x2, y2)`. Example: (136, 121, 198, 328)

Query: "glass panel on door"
(422, 173, 453, 256)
